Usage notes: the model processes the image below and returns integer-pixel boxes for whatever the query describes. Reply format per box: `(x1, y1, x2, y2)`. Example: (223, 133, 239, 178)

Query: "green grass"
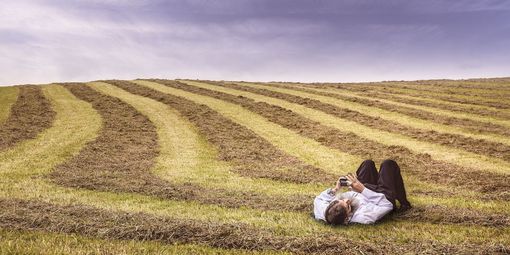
(378, 81, 510, 97)
(133, 80, 362, 176)
(0, 86, 18, 124)
(0, 229, 286, 255)
(89, 82, 322, 197)
(383, 86, 509, 105)
(92, 82, 510, 214)
(240, 82, 510, 148)
(2, 81, 510, 252)
(179, 80, 510, 175)
(365, 88, 510, 116)
(300, 85, 510, 129)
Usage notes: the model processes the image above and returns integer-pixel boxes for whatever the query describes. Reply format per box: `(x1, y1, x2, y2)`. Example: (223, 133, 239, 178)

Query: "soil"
(1, 198, 508, 254)
(178, 80, 510, 201)
(106, 80, 336, 185)
(0, 86, 56, 151)
(49, 83, 311, 212)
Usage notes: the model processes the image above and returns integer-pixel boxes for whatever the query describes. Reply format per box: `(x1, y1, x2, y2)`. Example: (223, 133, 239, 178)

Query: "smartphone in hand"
(339, 177, 352, 187)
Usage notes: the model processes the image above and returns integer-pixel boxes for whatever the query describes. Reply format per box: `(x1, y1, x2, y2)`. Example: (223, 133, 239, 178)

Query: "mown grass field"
(1, 78, 509, 254)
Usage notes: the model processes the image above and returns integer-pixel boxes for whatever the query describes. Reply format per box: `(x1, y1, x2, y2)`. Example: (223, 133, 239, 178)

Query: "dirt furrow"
(49, 83, 311, 212)
(105, 80, 335, 185)
(0, 86, 56, 151)
(177, 80, 510, 201)
(1, 198, 508, 255)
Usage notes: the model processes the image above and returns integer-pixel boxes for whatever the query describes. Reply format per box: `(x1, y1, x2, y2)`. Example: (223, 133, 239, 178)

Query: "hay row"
(181, 81, 507, 187)
(114, 80, 510, 221)
(0, 86, 55, 151)
(341, 88, 510, 120)
(289, 81, 510, 119)
(1, 83, 509, 249)
(1, 198, 509, 255)
(358, 81, 510, 98)
(0, 87, 18, 124)
(275, 83, 510, 135)
(149, 80, 510, 206)
(107, 80, 340, 184)
(331, 84, 510, 109)
(96, 81, 510, 225)
(50, 83, 309, 212)
(0, 228, 281, 255)
(247, 82, 510, 162)
(91, 82, 320, 205)
(208, 81, 510, 174)
(236, 82, 510, 150)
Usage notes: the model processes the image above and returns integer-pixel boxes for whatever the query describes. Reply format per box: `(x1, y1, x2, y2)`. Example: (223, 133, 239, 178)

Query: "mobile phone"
(339, 177, 351, 186)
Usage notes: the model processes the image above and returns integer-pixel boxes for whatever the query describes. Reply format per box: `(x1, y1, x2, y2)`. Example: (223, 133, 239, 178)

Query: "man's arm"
(313, 180, 342, 221)
(346, 173, 393, 224)
(313, 188, 335, 221)
(357, 188, 394, 224)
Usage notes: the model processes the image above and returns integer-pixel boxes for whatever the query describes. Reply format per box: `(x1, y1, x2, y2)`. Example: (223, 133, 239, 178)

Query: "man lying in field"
(314, 159, 412, 225)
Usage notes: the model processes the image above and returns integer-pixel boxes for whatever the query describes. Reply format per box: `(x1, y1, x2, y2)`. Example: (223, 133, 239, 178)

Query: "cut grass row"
(334, 83, 510, 109)
(0, 86, 18, 124)
(368, 81, 510, 99)
(102, 81, 510, 223)
(110, 81, 349, 183)
(0, 229, 284, 255)
(237, 82, 510, 154)
(90, 82, 319, 208)
(218, 82, 510, 174)
(263, 83, 510, 163)
(164, 80, 510, 202)
(7, 198, 509, 255)
(0, 83, 509, 252)
(349, 88, 510, 121)
(91, 82, 322, 198)
(290, 81, 510, 119)
(179, 80, 510, 183)
(142, 80, 510, 214)
(52, 83, 309, 212)
(0, 85, 56, 151)
(281, 83, 510, 135)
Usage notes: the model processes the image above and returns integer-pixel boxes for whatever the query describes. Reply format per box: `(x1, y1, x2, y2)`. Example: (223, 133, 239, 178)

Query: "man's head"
(325, 199, 352, 225)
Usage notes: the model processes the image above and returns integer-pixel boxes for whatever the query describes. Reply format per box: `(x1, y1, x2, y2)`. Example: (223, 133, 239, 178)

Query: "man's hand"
(346, 173, 365, 193)
(331, 178, 342, 193)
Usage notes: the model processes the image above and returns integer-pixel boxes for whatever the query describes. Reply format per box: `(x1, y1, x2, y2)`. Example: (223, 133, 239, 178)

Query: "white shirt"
(313, 188, 394, 224)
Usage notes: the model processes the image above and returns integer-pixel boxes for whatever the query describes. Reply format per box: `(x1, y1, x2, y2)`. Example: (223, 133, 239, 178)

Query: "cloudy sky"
(1, 0, 509, 85)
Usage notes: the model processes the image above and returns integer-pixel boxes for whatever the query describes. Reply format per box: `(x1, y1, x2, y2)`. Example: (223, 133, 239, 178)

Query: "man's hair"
(325, 200, 347, 226)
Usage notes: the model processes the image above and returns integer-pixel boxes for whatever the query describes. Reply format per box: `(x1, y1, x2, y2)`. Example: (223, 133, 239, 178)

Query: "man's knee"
(361, 159, 375, 166)
(381, 159, 399, 169)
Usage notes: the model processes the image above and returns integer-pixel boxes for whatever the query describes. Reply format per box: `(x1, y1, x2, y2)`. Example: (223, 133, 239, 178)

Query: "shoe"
(398, 203, 412, 212)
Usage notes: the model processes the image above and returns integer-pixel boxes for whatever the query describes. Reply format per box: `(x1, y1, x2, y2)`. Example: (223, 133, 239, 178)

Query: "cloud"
(0, 0, 509, 85)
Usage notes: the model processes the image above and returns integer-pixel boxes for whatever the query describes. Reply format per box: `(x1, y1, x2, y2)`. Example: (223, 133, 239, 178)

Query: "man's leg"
(356, 159, 378, 186)
(378, 159, 411, 209)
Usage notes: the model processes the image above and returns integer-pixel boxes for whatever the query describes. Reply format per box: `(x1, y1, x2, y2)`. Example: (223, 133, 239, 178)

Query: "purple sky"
(1, 0, 509, 85)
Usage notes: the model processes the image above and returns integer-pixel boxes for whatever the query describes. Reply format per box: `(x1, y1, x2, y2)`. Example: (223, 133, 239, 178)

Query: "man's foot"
(398, 203, 412, 212)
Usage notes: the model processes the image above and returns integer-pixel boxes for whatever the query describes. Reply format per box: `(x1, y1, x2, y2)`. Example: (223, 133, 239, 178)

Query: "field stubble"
(1, 79, 510, 254)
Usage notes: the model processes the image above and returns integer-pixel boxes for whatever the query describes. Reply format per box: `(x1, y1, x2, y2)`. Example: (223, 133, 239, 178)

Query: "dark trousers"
(356, 159, 411, 209)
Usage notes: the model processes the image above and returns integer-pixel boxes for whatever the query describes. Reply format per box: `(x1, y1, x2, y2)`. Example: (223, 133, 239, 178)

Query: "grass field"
(0, 78, 509, 254)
